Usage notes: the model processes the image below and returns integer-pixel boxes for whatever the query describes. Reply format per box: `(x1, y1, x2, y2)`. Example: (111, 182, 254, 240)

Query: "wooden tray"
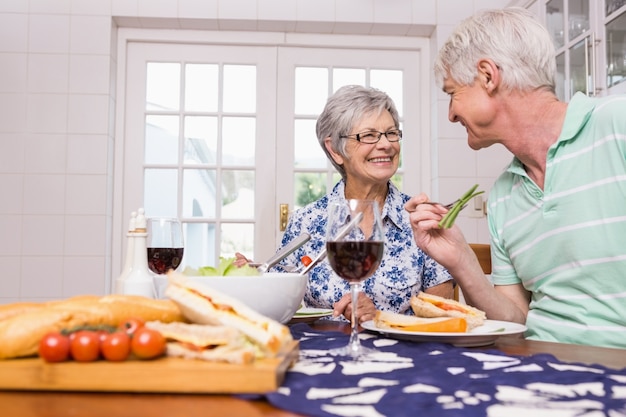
(0, 340, 298, 394)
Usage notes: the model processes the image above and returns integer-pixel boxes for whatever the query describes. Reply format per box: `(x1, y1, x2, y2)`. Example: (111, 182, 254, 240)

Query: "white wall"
(0, 0, 513, 304)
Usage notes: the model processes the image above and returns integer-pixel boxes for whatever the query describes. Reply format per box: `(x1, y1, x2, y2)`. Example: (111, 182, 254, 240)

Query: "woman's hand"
(333, 292, 377, 323)
(233, 252, 252, 268)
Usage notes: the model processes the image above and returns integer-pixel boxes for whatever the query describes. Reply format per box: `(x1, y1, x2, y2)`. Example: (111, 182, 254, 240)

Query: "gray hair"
(316, 85, 400, 180)
(434, 7, 556, 93)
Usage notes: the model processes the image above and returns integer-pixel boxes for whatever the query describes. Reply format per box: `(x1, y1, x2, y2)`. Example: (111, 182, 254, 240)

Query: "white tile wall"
(0, 54, 28, 92)
(0, 174, 24, 214)
(0, 0, 513, 303)
(29, 0, 71, 14)
(23, 134, 67, 173)
(178, 0, 218, 19)
(28, 14, 71, 54)
(71, 0, 112, 16)
(0, 133, 26, 173)
(0, 13, 28, 52)
(28, 54, 69, 93)
(69, 55, 111, 94)
(26, 94, 67, 133)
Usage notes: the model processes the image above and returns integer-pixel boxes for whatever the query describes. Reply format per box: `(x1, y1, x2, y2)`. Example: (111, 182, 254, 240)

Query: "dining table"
(2, 319, 625, 417)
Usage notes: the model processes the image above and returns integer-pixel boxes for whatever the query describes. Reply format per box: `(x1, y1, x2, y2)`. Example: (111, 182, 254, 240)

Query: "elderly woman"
(270, 85, 453, 323)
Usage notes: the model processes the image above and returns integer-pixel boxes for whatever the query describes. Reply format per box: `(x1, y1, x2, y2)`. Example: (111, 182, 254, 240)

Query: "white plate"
(361, 319, 527, 347)
(290, 307, 334, 323)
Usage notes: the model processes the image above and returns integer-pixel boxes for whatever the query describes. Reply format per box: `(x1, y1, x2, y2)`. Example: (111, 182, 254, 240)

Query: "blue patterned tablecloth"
(265, 323, 626, 417)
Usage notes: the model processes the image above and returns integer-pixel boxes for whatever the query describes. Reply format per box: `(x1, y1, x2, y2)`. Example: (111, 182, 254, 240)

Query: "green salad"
(182, 257, 260, 277)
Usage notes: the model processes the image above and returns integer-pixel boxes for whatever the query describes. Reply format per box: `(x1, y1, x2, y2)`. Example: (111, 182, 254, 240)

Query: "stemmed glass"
(146, 218, 185, 275)
(326, 199, 384, 358)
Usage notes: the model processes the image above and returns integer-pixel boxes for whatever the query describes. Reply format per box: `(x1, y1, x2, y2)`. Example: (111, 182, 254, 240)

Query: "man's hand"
(404, 193, 468, 271)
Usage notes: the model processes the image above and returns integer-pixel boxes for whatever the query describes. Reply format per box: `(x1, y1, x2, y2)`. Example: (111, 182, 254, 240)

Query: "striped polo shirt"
(487, 92, 626, 348)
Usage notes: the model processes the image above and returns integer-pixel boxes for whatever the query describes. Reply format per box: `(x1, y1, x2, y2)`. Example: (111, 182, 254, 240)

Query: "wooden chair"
(470, 243, 492, 274)
(454, 243, 491, 301)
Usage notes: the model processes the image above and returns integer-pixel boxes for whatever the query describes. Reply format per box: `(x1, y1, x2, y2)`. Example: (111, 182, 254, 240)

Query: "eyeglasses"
(340, 129, 403, 144)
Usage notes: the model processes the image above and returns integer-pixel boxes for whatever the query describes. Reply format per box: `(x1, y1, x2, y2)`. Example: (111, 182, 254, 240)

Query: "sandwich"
(410, 291, 486, 330)
(374, 310, 468, 333)
(145, 321, 256, 364)
(164, 270, 293, 358)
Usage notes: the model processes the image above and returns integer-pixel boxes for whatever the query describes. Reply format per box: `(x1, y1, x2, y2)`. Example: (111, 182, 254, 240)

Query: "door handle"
(279, 204, 289, 231)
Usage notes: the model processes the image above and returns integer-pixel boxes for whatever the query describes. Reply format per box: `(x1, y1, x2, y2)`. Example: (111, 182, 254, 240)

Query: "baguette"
(410, 291, 486, 330)
(0, 295, 185, 359)
(374, 310, 468, 333)
(0, 296, 98, 322)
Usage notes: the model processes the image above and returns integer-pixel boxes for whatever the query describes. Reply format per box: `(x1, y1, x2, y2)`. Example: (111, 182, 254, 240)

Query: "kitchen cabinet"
(544, 0, 626, 99)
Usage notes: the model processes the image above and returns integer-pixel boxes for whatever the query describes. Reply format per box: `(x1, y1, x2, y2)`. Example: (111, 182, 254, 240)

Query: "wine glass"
(326, 199, 384, 358)
(146, 218, 184, 275)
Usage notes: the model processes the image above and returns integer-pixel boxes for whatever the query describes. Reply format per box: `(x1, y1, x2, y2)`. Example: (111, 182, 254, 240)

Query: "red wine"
(326, 241, 383, 283)
(147, 248, 184, 274)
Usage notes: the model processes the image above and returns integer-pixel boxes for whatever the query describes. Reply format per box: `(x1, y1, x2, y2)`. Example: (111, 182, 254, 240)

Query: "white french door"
(114, 31, 429, 277)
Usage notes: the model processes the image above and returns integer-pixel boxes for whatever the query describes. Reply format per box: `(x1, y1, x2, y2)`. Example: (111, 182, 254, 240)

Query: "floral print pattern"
(272, 181, 452, 315)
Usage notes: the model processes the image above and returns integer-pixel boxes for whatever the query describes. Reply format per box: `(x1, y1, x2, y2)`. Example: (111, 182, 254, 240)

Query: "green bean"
(438, 184, 484, 229)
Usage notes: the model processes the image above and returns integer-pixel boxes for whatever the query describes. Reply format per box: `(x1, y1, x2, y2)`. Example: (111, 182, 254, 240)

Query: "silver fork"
(422, 199, 467, 211)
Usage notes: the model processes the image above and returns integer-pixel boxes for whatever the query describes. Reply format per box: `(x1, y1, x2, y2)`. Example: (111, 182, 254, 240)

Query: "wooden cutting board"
(0, 340, 298, 394)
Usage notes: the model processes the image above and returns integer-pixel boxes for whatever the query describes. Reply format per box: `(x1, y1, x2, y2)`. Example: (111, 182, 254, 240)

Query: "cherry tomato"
(131, 328, 166, 360)
(120, 318, 145, 336)
(70, 330, 101, 362)
(101, 331, 131, 362)
(39, 332, 71, 363)
(97, 329, 110, 343)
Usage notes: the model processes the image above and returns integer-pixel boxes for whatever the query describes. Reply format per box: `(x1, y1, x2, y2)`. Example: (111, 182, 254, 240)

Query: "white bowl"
(154, 273, 307, 324)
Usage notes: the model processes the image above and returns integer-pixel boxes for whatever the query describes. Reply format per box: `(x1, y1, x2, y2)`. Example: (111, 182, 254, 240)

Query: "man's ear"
(325, 137, 344, 165)
(477, 59, 500, 94)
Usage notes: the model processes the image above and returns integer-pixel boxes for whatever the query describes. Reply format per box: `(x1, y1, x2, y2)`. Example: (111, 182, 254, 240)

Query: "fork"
(421, 199, 467, 211)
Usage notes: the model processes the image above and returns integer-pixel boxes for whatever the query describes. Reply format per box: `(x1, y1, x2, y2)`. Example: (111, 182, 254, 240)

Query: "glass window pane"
(184, 222, 216, 268)
(295, 67, 328, 114)
(607, 0, 626, 15)
(397, 121, 404, 169)
(221, 223, 254, 259)
(555, 52, 566, 100)
(294, 172, 327, 209)
(146, 62, 180, 111)
(182, 168, 216, 218)
(221, 170, 255, 219)
(223, 65, 256, 112)
(185, 64, 218, 112)
(371, 70, 404, 116)
(144, 168, 178, 218)
(568, 0, 589, 40)
(145, 115, 179, 164)
(222, 117, 255, 166)
(570, 40, 588, 96)
(294, 119, 326, 168)
(546, 0, 564, 48)
(333, 68, 365, 91)
(391, 173, 403, 191)
(607, 13, 626, 88)
(184, 116, 218, 164)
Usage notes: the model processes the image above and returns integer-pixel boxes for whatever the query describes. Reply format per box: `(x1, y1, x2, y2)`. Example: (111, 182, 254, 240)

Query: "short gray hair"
(434, 7, 556, 93)
(316, 85, 399, 180)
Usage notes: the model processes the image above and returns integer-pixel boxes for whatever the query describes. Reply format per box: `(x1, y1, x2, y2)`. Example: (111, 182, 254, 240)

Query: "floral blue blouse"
(272, 180, 452, 315)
